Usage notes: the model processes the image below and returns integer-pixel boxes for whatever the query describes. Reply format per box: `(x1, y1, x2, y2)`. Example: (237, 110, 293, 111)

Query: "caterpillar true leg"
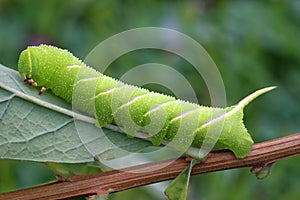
(39, 86, 46, 95)
(24, 78, 38, 87)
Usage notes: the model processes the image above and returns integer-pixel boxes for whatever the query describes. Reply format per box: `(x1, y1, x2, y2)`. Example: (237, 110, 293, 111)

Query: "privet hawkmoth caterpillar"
(18, 45, 274, 159)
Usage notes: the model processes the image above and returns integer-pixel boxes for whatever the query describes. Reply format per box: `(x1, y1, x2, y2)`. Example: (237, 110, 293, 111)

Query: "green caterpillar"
(18, 44, 274, 159)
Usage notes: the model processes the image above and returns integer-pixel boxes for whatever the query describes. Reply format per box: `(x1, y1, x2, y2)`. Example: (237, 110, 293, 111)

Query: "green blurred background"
(0, 0, 299, 199)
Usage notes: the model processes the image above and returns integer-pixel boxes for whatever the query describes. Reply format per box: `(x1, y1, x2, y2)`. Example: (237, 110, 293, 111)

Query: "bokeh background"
(0, 0, 299, 199)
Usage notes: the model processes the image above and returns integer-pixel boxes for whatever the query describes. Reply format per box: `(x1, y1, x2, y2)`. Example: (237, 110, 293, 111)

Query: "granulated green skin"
(18, 44, 254, 158)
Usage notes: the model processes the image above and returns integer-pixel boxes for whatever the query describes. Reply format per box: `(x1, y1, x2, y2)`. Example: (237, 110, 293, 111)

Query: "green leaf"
(0, 64, 152, 163)
(164, 159, 198, 200)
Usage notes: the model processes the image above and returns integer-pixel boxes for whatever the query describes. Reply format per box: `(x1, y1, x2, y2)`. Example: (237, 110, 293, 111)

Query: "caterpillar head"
(18, 46, 45, 80)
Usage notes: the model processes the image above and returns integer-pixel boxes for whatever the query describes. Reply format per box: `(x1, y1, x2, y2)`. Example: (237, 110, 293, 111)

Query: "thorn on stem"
(55, 175, 71, 182)
(86, 190, 110, 200)
(250, 163, 273, 180)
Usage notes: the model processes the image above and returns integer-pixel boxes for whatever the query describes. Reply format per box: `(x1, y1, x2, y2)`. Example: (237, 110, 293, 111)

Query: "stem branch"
(1, 133, 299, 200)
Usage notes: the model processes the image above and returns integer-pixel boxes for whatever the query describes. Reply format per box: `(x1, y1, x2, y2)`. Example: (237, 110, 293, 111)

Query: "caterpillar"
(18, 44, 274, 159)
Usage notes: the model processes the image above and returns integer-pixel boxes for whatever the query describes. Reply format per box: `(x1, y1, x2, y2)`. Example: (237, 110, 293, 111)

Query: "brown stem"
(1, 133, 300, 200)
